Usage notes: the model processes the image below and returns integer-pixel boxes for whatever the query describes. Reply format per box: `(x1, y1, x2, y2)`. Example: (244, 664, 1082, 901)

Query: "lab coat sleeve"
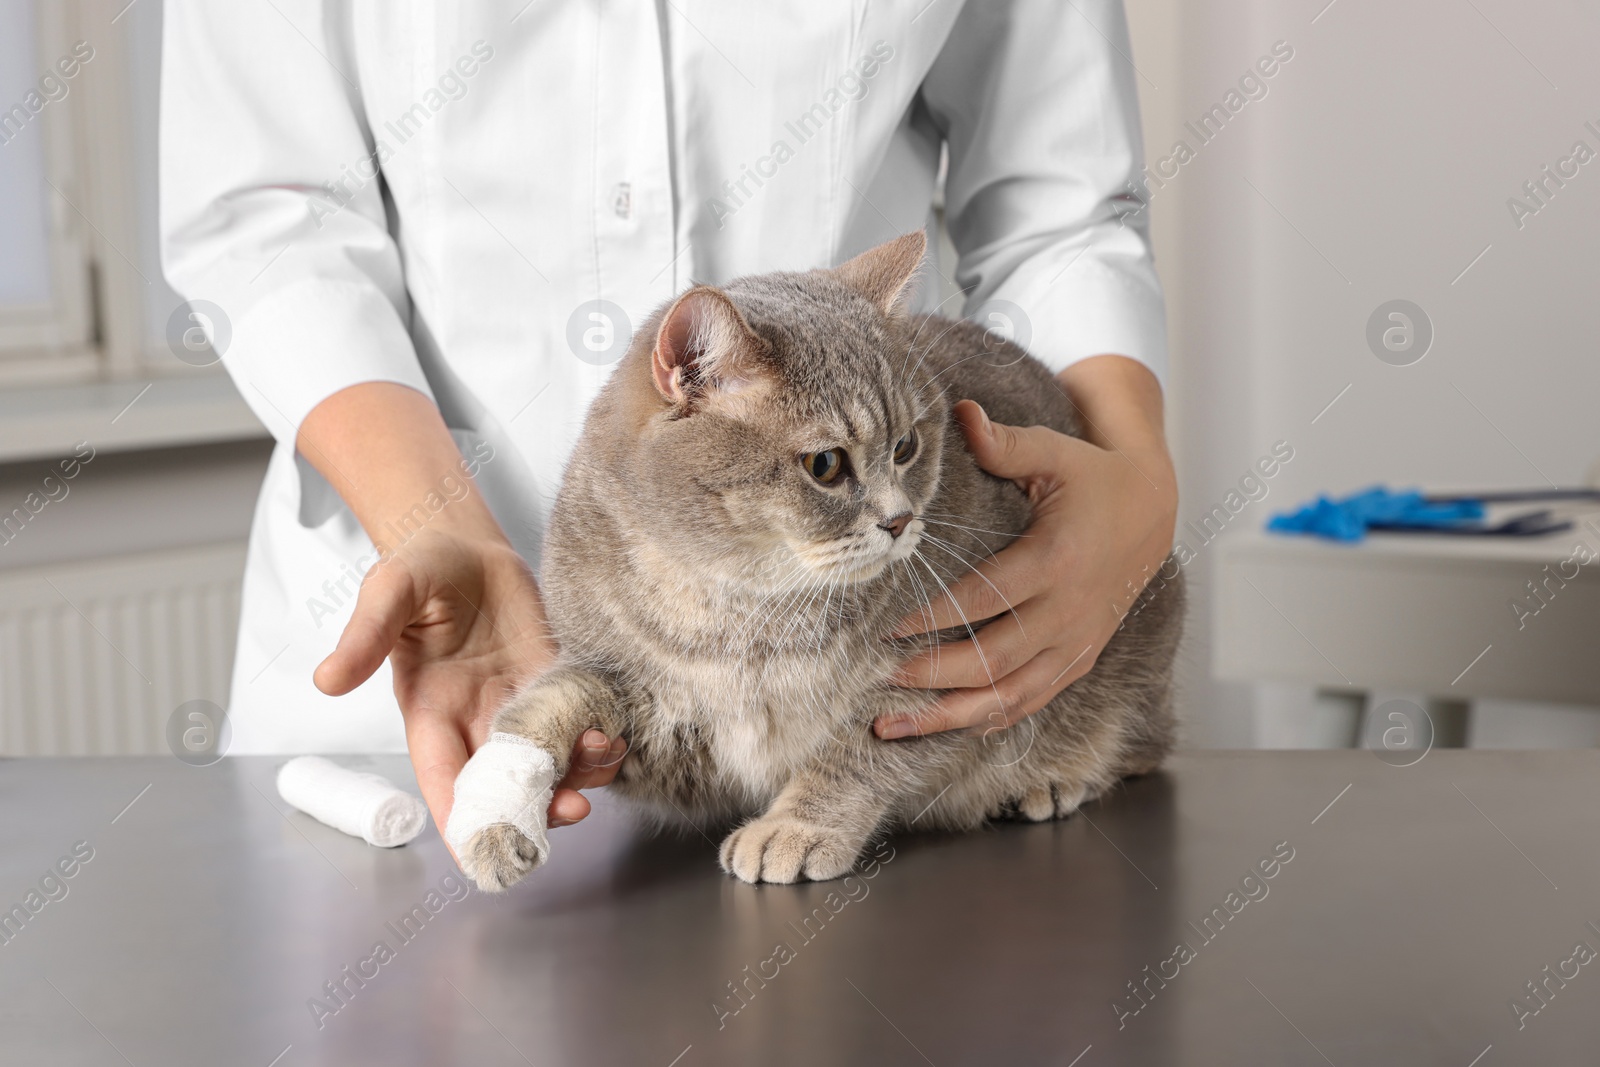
(159, 2, 434, 452)
(921, 0, 1168, 383)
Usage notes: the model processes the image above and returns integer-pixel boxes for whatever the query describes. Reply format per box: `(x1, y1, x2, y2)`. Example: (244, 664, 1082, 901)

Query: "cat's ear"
(651, 286, 764, 407)
(835, 231, 927, 317)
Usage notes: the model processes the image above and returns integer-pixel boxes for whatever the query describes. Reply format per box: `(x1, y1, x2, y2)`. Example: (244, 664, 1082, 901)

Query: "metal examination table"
(4, 751, 1598, 1065)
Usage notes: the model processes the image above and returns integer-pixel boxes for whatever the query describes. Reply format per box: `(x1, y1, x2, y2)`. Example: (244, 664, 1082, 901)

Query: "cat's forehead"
(779, 356, 927, 440)
(728, 275, 926, 436)
(811, 397, 893, 443)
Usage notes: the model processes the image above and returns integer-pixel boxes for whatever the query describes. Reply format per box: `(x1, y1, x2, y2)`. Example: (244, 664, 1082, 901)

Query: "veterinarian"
(161, 1, 1176, 840)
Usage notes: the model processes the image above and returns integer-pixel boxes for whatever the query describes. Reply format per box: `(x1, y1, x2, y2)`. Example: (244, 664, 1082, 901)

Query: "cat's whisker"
(882, 556, 907, 625)
(920, 515, 1029, 540)
(896, 554, 940, 643)
(891, 556, 930, 630)
(815, 581, 835, 646)
(741, 584, 792, 635)
(908, 369, 965, 410)
(731, 556, 824, 659)
(926, 283, 970, 318)
(745, 572, 806, 620)
(918, 528, 1007, 574)
(912, 582, 954, 680)
(904, 306, 945, 367)
(917, 528, 1002, 573)
(823, 576, 848, 645)
(905, 314, 971, 381)
(772, 573, 829, 652)
(918, 533, 1027, 639)
(769, 580, 821, 651)
(921, 539, 1003, 579)
(921, 349, 987, 392)
(913, 549, 1002, 695)
(901, 290, 970, 380)
(745, 549, 819, 622)
(725, 543, 802, 623)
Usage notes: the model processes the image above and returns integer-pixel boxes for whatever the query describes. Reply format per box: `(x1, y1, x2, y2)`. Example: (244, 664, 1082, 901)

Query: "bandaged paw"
(446, 733, 557, 891)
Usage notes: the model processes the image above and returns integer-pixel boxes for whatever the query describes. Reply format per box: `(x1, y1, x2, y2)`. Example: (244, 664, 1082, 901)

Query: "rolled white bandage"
(445, 732, 556, 872)
(275, 756, 429, 848)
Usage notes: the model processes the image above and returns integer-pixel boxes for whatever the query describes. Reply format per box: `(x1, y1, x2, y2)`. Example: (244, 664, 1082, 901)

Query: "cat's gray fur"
(458, 232, 1184, 889)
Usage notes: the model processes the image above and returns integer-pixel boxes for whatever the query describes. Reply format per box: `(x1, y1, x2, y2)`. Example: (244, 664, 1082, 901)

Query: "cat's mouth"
(793, 520, 924, 583)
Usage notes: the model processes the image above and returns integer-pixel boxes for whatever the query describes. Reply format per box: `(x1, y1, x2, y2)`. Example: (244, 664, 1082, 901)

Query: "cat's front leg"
(448, 665, 624, 892)
(720, 689, 951, 885)
(719, 759, 894, 885)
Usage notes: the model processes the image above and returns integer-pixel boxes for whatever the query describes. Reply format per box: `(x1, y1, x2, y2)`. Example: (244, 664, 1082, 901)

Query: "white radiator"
(0, 542, 245, 755)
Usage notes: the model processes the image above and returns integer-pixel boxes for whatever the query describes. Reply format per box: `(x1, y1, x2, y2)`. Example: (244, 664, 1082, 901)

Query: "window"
(0, 0, 96, 380)
(0, 0, 198, 384)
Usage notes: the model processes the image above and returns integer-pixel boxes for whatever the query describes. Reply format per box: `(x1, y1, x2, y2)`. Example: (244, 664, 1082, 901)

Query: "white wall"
(1126, 0, 1600, 745)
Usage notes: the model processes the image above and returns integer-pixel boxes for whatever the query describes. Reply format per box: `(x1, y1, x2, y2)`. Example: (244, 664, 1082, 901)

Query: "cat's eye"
(893, 430, 918, 465)
(801, 449, 847, 485)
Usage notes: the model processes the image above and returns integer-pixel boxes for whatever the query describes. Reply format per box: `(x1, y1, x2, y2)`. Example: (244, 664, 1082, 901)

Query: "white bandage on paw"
(445, 732, 557, 871)
(275, 756, 429, 848)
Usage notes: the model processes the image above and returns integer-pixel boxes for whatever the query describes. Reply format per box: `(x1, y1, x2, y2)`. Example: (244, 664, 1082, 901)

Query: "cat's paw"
(461, 823, 544, 892)
(995, 782, 1089, 823)
(445, 733, 557, 893)
(719, 816, 860, 884)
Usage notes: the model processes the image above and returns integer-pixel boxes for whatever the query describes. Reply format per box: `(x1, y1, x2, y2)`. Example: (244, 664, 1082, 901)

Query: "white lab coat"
(160, 0, 1166, 754)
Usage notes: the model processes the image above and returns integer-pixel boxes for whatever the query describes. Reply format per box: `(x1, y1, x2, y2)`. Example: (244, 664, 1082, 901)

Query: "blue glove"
(1268, 486, 1485, 543)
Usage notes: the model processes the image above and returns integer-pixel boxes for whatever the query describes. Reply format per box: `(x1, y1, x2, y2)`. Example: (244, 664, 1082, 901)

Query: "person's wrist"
(366, 488, 513, 562)
(1056, 355, 1175, 500)
(1117, 432, 1175, 481)
(298, 383, 518, 557)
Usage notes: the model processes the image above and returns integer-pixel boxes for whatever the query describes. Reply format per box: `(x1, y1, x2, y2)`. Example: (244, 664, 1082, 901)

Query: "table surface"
(5, 751, 1599, 1066)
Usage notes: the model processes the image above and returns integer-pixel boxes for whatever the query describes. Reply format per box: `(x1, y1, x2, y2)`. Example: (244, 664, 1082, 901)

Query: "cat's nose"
(879, 512, 913, 539)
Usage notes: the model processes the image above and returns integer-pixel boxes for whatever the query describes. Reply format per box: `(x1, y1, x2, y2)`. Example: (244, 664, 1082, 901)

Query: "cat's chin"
(828, 557, 894, 584)
(813, 534, 923, 585)
(789, 550, 890, 586)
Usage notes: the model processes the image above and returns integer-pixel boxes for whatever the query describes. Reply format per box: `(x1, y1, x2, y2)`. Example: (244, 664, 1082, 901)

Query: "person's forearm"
(1056, 355, 1175, 483)
(297, 382, 511, 551)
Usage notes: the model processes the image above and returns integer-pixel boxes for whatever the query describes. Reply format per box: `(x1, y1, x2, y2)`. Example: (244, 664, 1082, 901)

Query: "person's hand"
(876, 385, 1177, 739)
(312, 527, 626, 850)
(296, 383, 627, 858)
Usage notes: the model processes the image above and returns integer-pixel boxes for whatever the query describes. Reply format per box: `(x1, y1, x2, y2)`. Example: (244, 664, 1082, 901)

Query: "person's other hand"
(877, 380, 1176, 739)
(312, 527, 625, 850)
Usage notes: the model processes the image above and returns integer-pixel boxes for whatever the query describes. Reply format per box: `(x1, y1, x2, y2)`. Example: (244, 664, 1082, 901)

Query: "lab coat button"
(612, 182, 632, 219)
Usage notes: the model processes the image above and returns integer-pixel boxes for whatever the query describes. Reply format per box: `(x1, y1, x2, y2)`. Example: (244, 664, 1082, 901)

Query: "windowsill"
(0, 372, 268, 465)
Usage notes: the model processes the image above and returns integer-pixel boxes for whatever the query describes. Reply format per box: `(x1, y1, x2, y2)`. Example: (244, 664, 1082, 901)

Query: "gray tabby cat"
(455, 231, 1183, 890)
